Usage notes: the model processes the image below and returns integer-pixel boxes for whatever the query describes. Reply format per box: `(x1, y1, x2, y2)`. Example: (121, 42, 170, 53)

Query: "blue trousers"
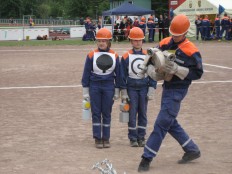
(90, 81, 114, 141)
(128, 88, 148, 141)
(142, 88, 200, 160)
(220, 27, 229, 40)
(196, 27, 201, 40)
(215, 27, 220, 39)
(152, 28, 156, 42)
(228, 29, 231, 40)
(202, 26, 209, 40)
(148, 29, 154, 42)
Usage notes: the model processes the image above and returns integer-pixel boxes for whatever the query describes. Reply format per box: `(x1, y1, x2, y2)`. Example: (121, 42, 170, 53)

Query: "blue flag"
(219, 4, 225, 15)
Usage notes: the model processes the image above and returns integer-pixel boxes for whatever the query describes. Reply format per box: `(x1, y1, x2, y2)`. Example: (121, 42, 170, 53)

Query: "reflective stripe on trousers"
(90, 83, 114, 140)
(143, 88, 199, 160)
(127, 88, 148, 141)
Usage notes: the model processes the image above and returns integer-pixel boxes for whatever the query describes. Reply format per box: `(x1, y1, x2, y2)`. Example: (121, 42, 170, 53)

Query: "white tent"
(208, 0, 232, 15)
(173, 0, 232, 37)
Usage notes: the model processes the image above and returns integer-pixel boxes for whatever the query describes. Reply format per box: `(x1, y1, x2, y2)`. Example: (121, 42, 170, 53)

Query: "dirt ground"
(0, 41, 232, 174)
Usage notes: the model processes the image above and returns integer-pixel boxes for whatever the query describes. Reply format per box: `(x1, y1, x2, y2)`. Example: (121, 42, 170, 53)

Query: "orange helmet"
(141, 17, 146, 22)
(95, 28, 112, 39)
(169, 14, 190, 36)
(128, 27, 144, 40)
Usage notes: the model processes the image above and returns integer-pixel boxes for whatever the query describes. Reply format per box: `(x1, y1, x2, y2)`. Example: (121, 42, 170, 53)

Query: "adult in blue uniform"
(228, 17, 232, 40)
(138, 14, 203, 172)
(201, 15, 210, 40)
(163, 13, 170, 38)
(220, 13, 230, 40)
(195, 15, 202, 40)
(158, 14, 164, 41)
(81, 28, 120, 148)
(138, 17, 146, 43)
(147, 18, 154, 43)
(120, 27, 157, 147)
(83, 18, 95, 41)
(214, 15, 221, 40)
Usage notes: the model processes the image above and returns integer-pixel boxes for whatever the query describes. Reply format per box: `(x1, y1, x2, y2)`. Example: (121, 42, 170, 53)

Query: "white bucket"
(119, 112, 129, 123)
(82, 109, 91, 120)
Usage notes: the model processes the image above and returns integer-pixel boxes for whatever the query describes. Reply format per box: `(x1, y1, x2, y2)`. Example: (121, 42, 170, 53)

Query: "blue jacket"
(214, 18, 220, 27)
(147, 20, 154, 31)
(82, 48, 120, 88)
(158, 37, 203, 89)
(202, 18, 210, 28)
(221, 17, 230, 28)
(195, 18, 202, 28)
(138, 22, 146, 35)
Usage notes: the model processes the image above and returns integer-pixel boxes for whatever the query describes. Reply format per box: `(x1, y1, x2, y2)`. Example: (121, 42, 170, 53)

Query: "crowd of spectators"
(195, 13, 232, 41)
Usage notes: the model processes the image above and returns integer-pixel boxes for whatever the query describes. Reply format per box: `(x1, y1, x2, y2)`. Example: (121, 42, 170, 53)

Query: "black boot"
(178, 151, 201, 164)
(95, 139, 103, 149)
(138, 157, 151, 172)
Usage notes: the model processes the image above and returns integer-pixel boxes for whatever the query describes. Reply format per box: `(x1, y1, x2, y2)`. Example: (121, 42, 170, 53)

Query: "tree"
(0, 0, 110, 19)
(50, 1, 64, 18)
(151, 0, 168, 15)
(66, 0, 89, 19)
(0, 0, 23, 18)
(66, 0, 110, 19)
(37, 4, 51, 18)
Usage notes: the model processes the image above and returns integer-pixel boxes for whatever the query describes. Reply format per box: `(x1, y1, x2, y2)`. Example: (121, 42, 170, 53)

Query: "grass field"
(0, 39, 94, 47)
(0, 38, 135, 47)
(0, 36, 231, 47)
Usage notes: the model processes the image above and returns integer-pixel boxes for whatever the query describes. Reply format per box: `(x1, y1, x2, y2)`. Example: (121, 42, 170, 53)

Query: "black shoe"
(178, 151, 201, 164)
(103, 140, 111, 148)
(138, 139, 146, 147)
(130, 140, 139, 147)
(95, 139, 103, 149)
(138, 157, 151, 172)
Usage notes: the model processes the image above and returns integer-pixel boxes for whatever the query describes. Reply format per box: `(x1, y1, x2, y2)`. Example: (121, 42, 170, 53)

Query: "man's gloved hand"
(164, 61, 189, 80)
(121, 89, 129, 100)
(147, 65, 165, 81)
(164, 61, 178, 74)
(83, 87, 90, 100)
(113, 88, 120, 100)
(147, 87, 155, 100)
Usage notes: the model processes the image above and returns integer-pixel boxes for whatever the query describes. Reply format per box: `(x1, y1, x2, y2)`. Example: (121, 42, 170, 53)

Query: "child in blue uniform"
(202, 15, 210, 40)
(214, 15, 221, 40)
(220, 13, 230, 40)
(138, 14, 204, 172)
(147, 17, 154, 43)
(81, 28, 120, 148)
(138, 17, 146, 43)
(120, 27, 157, 147)
(195, 15, 202, 40)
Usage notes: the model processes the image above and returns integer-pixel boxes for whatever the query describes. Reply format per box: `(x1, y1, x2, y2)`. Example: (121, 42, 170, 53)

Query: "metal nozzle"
(163, 51, 176, 61)
(147, 48, 154, 56)
(147, 47, 160, 56)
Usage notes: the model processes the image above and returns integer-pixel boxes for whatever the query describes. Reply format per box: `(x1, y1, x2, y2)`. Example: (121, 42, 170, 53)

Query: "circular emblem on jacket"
(131, 57, 144, 75)
(96, 54, 113, 73)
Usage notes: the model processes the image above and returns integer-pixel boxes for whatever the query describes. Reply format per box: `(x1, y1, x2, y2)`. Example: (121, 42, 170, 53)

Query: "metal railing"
(0, 18, 112, 26)
(0, 18, 83, 26)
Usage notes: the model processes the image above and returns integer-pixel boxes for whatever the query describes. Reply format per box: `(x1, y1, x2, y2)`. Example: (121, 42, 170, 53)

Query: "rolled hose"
(163, 50, 176, 61)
